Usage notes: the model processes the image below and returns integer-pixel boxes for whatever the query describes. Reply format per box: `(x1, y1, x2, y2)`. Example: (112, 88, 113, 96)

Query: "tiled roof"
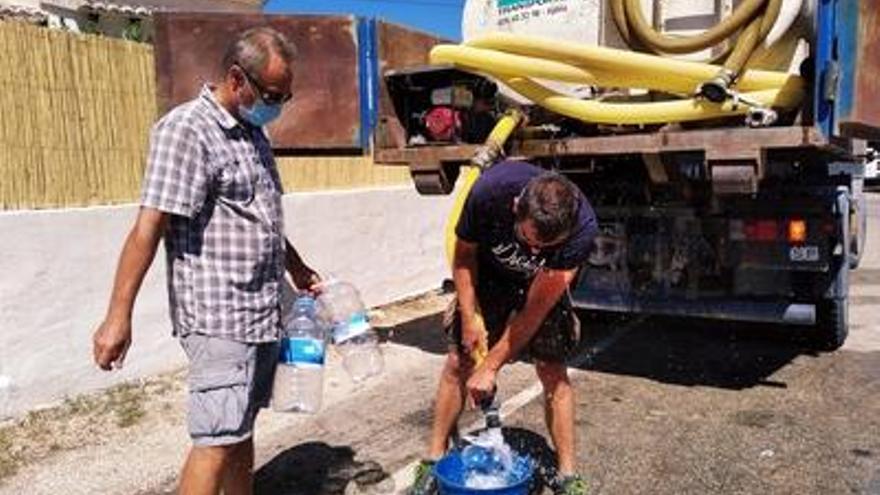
(0, 3, 48, 23)
(77, 1, 153, 16)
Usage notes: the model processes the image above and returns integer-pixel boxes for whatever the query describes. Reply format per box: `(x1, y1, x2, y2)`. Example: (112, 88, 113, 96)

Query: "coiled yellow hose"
(611, 0, 784, 99)
(430, 32, 804, 125)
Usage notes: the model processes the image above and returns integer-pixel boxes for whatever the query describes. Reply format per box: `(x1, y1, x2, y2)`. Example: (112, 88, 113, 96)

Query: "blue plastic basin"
(433, 450, 533, 495)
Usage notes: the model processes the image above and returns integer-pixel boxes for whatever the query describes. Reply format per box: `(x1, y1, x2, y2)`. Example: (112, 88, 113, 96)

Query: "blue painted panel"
(834, 0, 859, 124)
(813, 0, 836, 139)
(357, 17, 380, 149)
(814, 0, 880, 139)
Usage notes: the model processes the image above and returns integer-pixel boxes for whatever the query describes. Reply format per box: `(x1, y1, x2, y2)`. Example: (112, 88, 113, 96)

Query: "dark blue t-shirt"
(455, 161, 598, 285)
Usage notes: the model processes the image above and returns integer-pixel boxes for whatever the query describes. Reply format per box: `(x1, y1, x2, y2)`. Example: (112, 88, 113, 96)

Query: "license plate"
(789, 245, 820, 262)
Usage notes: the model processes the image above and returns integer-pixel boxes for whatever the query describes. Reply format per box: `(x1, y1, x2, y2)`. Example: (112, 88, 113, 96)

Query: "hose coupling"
(471, 141, 504, 170)
(745, 106, 778, 127)
(697, 68, 737, 103)
(729, 91, 779, 127)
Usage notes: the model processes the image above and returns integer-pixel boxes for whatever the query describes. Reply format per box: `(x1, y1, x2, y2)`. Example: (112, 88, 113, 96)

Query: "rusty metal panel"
(835, 0, 880, 140)
(153, 13, 362, 150)
(375, 22, 450, 151)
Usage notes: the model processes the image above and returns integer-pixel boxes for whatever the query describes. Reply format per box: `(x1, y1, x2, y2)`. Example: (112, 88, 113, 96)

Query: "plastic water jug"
(272, 295, 326, 413)
(316, 280, 384, 383)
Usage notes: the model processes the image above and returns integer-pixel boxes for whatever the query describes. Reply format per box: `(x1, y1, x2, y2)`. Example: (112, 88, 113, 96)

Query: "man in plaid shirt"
(92, 27, 318, 494)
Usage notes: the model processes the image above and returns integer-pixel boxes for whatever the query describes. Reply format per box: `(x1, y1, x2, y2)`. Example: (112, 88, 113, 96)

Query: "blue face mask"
(238, 100, 283, 127)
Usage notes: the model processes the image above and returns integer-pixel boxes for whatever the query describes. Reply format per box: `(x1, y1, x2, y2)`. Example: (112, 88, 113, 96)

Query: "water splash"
(461, 428, 519, 489)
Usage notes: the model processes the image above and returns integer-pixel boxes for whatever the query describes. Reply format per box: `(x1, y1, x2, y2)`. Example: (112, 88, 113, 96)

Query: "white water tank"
(463, 0, 604, 46)
(460, 0, 810, 73)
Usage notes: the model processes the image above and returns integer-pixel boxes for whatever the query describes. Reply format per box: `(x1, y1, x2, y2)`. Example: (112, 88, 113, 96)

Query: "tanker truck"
(373, 0, 880, 350)
(153, 2, 878, 351)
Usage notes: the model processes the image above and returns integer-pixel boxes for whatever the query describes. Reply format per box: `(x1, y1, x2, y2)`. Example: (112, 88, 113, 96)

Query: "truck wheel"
(813, 298, 849, 351)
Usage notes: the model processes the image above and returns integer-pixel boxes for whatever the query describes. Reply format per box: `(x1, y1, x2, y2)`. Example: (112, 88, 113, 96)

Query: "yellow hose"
(429, 33, 804, 125)
(612, 0, 783, 98)
(444, 109, 524, 267)
(430, 45, 599, 85)
(434, 36, 797, 93)
(503, 78, 801, 125)
(611, 0, 779, 54)
(444, 110, 524, 366)
(446, 109, 524, 366)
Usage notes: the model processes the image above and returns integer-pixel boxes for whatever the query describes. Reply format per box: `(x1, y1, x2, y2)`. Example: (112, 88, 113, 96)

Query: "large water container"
(462, 0, 610, 100)
(462, 0, 606, 47)
(272, 295, 326, 413)
(316, 280, 384, 383)
(461, 0, 810, 99)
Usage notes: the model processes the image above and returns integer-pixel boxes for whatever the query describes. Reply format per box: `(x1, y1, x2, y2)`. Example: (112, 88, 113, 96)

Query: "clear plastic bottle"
(272, 295, 326, 413)
(316, 280, 384, 383)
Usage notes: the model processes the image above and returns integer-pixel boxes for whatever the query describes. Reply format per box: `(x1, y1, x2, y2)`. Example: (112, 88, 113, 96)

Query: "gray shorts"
(179, 334, 279, 447)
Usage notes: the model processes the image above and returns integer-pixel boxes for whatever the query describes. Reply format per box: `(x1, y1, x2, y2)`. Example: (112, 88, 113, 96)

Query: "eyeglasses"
(236, 63, 293, 105)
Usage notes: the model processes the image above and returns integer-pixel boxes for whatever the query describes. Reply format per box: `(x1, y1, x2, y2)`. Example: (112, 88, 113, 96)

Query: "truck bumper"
(570, 290, 816, 326)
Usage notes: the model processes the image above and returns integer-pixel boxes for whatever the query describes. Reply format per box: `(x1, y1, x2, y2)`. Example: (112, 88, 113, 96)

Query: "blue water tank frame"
(791, 0, 873, 140)
(357, 17, 380, 150)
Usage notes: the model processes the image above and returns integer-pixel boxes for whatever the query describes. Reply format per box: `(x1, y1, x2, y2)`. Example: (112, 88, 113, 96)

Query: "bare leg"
(222, 438, 255, 495)
(427, 349, 470, 458)
(535, 361, 576, 476)
(179, 441, 240, 495)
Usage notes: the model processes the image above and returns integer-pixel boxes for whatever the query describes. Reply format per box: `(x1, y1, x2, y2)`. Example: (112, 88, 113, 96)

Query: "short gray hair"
(222, 27, 297, 75)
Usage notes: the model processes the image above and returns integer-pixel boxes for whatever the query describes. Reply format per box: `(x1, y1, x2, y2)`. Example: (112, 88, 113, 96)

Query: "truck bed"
(375, 126, 836, 167)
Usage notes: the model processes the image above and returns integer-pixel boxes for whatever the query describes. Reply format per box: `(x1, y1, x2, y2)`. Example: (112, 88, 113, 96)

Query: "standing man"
(92, 27, 319, 495)
(411, 161, 598, 495)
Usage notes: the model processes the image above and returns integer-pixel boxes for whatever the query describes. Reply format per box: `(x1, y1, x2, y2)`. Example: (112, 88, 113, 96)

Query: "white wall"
(0, 186, 453, 419)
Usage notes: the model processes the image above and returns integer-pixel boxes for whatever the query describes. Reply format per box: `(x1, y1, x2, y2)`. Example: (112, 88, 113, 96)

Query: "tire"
(813, 298, 849, 351)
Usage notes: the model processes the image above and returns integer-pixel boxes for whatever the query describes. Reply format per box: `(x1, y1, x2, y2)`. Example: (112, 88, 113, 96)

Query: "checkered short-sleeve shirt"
(141, 86, 285, 343)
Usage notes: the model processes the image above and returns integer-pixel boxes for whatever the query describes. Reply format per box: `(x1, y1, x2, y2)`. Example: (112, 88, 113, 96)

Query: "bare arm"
(92, 207, 168, 370)
(465, 266, 578, 402)
(285, 238, 320, 291)
(483, 267, 578, 371)
(453, 238, 488, 358)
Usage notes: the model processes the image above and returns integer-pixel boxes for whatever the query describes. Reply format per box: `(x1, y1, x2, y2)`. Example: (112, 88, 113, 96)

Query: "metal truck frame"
(374, 1, 880, 351)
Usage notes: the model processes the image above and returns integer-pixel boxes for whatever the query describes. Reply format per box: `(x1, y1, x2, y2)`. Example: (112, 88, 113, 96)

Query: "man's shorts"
(444, 279, 581, 364)
(179, 333, 279, 447)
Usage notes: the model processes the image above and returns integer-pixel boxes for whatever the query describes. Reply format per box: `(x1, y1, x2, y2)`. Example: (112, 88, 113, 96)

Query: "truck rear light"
(744, 219, 779, 241)
(787, 219, 807, 243)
